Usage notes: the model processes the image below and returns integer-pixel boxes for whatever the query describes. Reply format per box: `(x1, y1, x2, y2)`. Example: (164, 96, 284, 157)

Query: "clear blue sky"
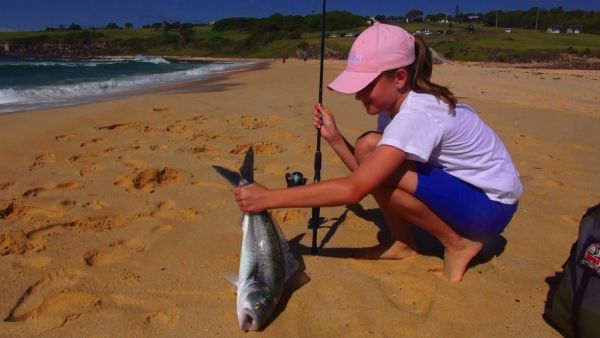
(1, 0, 599, 31)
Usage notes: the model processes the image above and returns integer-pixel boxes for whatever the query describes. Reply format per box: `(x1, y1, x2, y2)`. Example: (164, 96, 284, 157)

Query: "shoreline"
(0, 58, 270, 116)
(3, 52, 600, 70)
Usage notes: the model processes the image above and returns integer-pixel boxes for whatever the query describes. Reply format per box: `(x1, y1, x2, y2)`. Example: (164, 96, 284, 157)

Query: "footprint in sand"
(152, 107, 170, 112)
(145, 308, 182, 327)
(67, 153, 98, 165)
(27, 214, 137, 242)
(103, 144, 142, 156)
(225, 115, 280, 130)
(5, 267, 180, 326)
(5, 268, 100, 322)
(149, 144, 168, 152)
(350, 262, 435, 316)
(96, 122, 144, 133)
(376, 276, 435, 316)
(83, 224, 173, 266)
(11, 255, 52, 269)
(1, 181, 15, 190)
(22, 182, 82, 198)
(117, 155, 146, 168)
(0, 230, 31, 255)
(184, 145, 210, 155)
(230, 141, 286, 155)
(55, 134, 75, 142)
(115, 167, 183, 191)
(80, 137, 106, 148)
(239, 116, 268, 129)
(191, 131, 222, 142)
(176, 115, 208, 125)
(82, 200, 107, 210)
(165, 121, 188, 135)
(29, 152, 56, 171)
(1, 199, 64, 221)
(150, 200, 201, 220)
(78, 163, 102, 177)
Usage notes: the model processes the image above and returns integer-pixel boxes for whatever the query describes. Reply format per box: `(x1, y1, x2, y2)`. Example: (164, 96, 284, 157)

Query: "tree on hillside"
(69, 23, 82, 31)
(125, 23, 134, 29)
(480, 7, 600, 33)
(427, 13, 448, 22)
(106, 22, 121, 29)
(179, 23, 194, 45)
(406, 9, 423, 22)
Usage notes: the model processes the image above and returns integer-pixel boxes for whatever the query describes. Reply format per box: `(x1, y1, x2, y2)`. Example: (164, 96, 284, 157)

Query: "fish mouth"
(240, 313, 256, 331)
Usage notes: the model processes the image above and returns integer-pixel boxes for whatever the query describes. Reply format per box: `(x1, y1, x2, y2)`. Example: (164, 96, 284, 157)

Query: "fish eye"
(253, 301, 261, 309)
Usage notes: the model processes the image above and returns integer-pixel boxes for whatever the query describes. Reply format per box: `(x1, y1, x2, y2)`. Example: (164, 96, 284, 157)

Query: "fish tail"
(212, 147, 254, 186)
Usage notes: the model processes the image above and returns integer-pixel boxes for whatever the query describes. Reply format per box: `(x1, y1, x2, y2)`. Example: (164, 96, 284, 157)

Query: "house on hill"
(0, 42, 8, 53)
(547, 25, 562, 34)
(567, 25, 583, 34)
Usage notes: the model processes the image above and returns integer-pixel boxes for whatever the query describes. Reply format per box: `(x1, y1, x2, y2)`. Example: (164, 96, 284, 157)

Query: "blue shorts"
(414, 163, 518, 239)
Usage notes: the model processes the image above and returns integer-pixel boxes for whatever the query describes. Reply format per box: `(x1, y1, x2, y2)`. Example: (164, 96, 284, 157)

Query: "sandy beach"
(1, 58, 599, 337)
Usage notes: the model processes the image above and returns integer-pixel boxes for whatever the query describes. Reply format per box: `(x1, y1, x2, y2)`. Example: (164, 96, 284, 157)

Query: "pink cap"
(328, 22, 416, 94)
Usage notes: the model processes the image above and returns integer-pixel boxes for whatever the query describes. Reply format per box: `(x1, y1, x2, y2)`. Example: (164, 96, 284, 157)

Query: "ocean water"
(0, 56, 258, 113)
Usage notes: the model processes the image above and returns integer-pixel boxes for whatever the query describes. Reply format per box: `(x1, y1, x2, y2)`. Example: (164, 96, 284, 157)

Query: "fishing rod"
(310, 0, 326, 255)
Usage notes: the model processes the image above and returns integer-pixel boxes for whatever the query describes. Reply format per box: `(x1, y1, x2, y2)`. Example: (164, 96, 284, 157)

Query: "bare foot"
(353, 241, 418, 260)
(432, 238, 483, 282)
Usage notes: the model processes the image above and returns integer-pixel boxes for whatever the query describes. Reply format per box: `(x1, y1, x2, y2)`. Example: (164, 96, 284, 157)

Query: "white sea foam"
(0, 88, 26, 104)
(1, 55, 170, 67)
(132, 55, 170, 64)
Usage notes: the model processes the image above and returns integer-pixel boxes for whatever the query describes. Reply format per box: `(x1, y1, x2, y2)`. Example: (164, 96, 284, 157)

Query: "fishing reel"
(285, 171, 307, 187)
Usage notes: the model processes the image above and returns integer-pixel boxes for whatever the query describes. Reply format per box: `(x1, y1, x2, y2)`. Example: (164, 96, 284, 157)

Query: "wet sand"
(0, 59, 599, 337)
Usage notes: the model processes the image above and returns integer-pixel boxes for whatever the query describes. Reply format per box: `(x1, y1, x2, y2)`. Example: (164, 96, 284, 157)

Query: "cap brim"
(327, 70, 380, 94)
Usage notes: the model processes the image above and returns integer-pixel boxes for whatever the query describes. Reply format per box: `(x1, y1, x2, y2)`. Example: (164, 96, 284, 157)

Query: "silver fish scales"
(213, 147, 299, 331)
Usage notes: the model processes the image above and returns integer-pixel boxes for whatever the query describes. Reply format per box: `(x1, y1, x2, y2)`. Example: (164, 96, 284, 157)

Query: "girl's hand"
(312, 104, 341, 143)
(234, 183, 269, 213)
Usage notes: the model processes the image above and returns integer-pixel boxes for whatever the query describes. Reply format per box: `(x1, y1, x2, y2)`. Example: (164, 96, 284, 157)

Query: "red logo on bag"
(581, 242, 600, 275)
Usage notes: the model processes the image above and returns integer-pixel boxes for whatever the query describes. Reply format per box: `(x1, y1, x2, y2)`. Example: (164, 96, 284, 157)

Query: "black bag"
(545, 204, 600, 338)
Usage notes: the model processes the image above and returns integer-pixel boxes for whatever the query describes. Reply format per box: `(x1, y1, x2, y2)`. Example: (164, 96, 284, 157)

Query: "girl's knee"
(355, 131, 381, 163)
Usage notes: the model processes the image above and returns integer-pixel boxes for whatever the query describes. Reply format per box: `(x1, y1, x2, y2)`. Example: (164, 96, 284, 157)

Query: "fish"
(213, 147, 299, 331)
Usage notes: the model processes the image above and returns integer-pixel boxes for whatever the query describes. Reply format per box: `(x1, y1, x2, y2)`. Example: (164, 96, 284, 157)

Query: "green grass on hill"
(412, 23, 600, 61)
(1, 23, 599, 62)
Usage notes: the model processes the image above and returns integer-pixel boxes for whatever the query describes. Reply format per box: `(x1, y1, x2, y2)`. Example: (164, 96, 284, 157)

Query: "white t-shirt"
(377, 91, 523, 204)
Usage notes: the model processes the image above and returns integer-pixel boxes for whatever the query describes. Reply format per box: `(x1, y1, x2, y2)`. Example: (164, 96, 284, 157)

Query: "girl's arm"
(312, 104, 359, 171)
(235, 145, 407, 212)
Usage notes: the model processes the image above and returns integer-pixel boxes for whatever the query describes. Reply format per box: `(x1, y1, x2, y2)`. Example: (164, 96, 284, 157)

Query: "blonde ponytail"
(406, 36, 457, 111)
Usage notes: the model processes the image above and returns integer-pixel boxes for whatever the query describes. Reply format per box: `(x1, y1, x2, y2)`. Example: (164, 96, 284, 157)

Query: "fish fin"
(224, 274, 239, 287)
(284, 248, 300, 281)
(212, 165, 241, 186)
(239, 147, 254, 184)
(269, 212, 300, 281)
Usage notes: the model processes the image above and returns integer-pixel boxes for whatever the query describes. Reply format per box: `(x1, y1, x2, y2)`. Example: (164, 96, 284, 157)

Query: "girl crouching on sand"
(234, 23, 523, 282)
